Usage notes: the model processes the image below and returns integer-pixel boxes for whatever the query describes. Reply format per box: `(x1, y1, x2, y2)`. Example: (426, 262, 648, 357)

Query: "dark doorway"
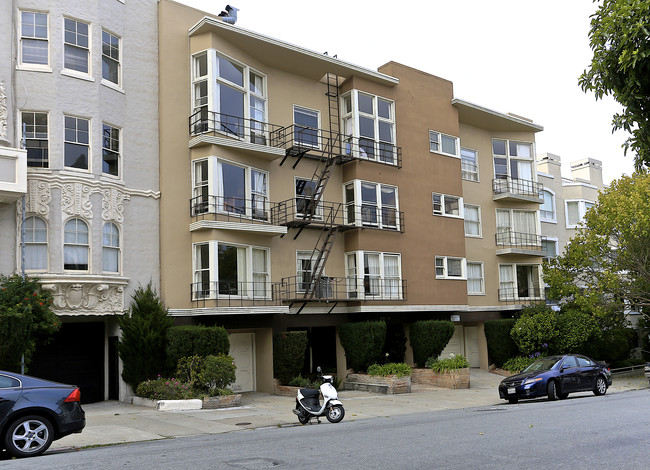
(308, 326, 337, 373)
(29, 322, 105, 403)
(108, 336, 119, 400)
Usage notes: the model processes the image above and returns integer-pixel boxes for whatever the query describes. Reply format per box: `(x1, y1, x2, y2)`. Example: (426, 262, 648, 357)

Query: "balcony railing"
(492, 176, 542, 198)
(189, 110, 284, 146)
(344, 204, 404, 232)
(495, 230, 544, 251)
(191, 280, 281, 306)
(498, 285, 545, 302)
(190, 195, 271, 222)
(279, 276, 406, 303)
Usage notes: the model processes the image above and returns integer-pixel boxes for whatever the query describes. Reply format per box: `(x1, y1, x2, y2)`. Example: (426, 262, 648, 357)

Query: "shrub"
(200, 354, 237, 391)
(0, 306, 33, 372)
(555, 309, 601, 353)
(135, 377, 193, 400)
(425, 354, 470, 372)
(273, 331, 308, 385)
(484, 319, 518, 368)
(503, 356, 536, 373)
(339, 321, 386, 372)
(167, 325, 230, 370)
(582, 327, 637, 362)
(175, 355, 204, 386)
(510, 306, 559, 355)
(288, 375, 317, 388)
(409, 320, 455, 367)
(367, 362, 412, 377)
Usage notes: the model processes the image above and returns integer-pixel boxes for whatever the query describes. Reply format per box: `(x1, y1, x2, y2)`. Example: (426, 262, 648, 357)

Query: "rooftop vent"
(218, 5, 239, 24)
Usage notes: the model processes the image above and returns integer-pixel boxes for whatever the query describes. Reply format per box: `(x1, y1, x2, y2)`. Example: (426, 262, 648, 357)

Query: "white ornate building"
(0, 0, 159, 402)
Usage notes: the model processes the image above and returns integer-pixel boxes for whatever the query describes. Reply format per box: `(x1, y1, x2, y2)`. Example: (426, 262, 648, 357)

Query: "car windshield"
(523, 357, 563, 372)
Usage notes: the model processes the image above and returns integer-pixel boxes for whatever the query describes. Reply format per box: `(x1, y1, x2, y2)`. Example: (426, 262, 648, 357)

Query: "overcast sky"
(178, 0, 635, 184)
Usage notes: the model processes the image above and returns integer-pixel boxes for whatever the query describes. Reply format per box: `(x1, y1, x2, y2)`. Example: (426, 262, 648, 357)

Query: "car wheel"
(326, 405, 344, 423)
(4, 415, 54, 458)
(507, 397, 518, 404)
(558, 393, 569, 400)
(593, 376, 608, 396)
(547, 381, 559, 401)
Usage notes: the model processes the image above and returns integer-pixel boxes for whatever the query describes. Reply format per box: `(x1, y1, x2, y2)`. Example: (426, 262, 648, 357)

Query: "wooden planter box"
(273, 379, 303, 397)
(344, 374, 411, 394)
(411, 368, 470, 389)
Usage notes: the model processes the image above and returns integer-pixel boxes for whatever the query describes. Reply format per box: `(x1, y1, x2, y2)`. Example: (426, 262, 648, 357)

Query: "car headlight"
(522, 377, 543, 385)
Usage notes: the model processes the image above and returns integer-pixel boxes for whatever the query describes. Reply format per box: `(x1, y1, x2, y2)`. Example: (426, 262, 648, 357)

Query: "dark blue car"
(499, 354, 612, 404)
(0, 370, 85, 458)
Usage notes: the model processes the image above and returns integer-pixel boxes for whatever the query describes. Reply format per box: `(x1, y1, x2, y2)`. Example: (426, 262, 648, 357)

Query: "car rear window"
(0, 375, 21, 388)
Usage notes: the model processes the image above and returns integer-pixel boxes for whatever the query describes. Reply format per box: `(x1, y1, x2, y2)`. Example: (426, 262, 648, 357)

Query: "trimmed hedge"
(273, 331, 308, 385)
(339, 321, 386, 372)
(409, 320, 455, 367)
(484, 319, 518, 368)
(167, 325, 230, 370)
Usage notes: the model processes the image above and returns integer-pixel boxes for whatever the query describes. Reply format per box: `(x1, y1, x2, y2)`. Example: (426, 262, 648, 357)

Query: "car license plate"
(508, 388, 516, 394)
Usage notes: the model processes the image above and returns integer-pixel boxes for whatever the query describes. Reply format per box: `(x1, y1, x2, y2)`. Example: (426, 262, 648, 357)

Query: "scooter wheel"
(326, 405, 344, 423)
(297, 410, 310, 424)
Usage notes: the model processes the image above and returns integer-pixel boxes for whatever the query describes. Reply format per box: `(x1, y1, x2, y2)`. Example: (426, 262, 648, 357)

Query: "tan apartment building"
(158, 0, 546, 392)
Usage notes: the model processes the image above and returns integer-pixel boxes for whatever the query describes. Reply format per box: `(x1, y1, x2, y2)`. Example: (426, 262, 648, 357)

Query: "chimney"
(570, 158, 603, 188)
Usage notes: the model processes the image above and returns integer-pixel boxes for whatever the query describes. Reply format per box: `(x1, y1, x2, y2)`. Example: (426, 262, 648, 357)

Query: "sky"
(177, 0, 636, 184)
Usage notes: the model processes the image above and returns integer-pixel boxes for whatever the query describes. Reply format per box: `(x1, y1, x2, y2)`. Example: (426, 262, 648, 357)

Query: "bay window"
(102, 222, 120, 273)
(22, 112, 48, 168)
(344, 180, 399, 230)
(496, 209, 538, 246)
(64, 218, 89, 271)
(345, 251, 402, 300)
(499, 264, 542, 300)
(63, 18, 89, 74)
(24, 216, 47, 271)
(492, 139, 537, 196)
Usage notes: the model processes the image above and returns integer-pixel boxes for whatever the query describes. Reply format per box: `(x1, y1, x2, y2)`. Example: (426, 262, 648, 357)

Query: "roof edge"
(452, 98, 544, 132)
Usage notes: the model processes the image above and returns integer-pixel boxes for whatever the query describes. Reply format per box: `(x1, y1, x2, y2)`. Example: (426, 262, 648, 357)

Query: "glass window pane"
(492, 139, 507, 156)
(64, 44, 88, 72)
(378, 99, 391, 119)
(65, 143, 88, 169)
(218, 56, 243, 86)
(448, 259, 462, 277)
(358, 93, 373, 115)
(378, 121, 393, 142)
(359, 116, 374, 138)
(441, 135, 457, 155)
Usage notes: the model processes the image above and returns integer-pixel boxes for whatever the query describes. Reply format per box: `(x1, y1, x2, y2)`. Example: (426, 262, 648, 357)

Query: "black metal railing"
(495, 230, 544, 251)
(191, 280, 281, 306)
(344, 204, 404, 232)
(498, 285, 544, 302)
(189, 110, 284, 146)
(279, 276, 406, 303)
(190, 195, 270, 222)
(492, 176, 543, 198)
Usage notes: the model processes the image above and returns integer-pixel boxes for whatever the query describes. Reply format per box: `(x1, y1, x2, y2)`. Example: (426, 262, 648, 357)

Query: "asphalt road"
(2, 389, 649, 469)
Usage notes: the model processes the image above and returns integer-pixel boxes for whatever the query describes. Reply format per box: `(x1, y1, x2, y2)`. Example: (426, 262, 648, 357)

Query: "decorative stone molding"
(25, 179, 52, 217)
(39, 276, 128, 315)
(62, 182, 93, 219)
(101, 187, 130, 222)
(0, 81, 7, 141)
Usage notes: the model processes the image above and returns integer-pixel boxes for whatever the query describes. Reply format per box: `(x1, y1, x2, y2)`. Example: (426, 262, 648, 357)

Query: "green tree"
(544, 172, 650, 326)
(0, 275, 60, 371)
(579, 0, 650, 168)
(118, 282, 173, 390)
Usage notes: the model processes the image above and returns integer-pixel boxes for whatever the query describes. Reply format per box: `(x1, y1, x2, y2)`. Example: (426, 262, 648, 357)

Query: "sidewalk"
(51, 370, 649, 451)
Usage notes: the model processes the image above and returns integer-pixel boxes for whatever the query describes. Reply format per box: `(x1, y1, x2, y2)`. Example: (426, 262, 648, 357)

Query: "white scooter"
(292, 367, 345, 424)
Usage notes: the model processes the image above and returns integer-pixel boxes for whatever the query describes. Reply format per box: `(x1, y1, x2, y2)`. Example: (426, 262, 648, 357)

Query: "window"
(102, 124, 120, 177)
(192, 52, 209, 132)
(499, 264, 542, 300)
(295, 178, 322, 219)
(64, 116, 89, 170)
(21, 112, 48, 168)
(541, 190, 556, 221)
(64, 18, 89, 74)
(344, 180, 399, 230)
(492, 139, 533, 180)
(461, 147, 478, 181)
(341, 90, 396, 165)
(496, 209, 538, 245)
(467, 262, 484, 294)
(102, 30, 120, 85)
(24, 216, 47, 270)
(429, 130, 459, 157)
(293, 106, 319, 148)
(435, 256, 466, 279)
(345, 251, 402, 300)
(296, 250, 320, 293)
(464, 204, 481, 237)
(192, 242, 270, 299)
(541, 239, 558, 260)
(102, 222, 120, 273)
(566, 200, 595, 228)
(432, 193, 463, 217)
(20, 11, 48, 66)
(64, 218, 89, 270)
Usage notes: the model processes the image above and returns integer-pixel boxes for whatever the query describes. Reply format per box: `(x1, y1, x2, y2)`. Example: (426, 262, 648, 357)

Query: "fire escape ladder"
(326, 72, 341, 155)
(303, 225, 339, 299)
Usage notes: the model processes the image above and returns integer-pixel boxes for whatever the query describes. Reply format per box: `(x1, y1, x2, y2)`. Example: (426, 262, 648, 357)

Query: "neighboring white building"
(0, 0, 159, 402)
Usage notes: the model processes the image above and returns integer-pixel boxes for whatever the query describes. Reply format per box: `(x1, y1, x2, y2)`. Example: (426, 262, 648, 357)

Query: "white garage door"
(228, 333, 255, 392)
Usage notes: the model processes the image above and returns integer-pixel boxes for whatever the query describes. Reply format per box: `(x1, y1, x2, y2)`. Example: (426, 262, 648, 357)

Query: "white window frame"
(296, 250, 322, 293)
(565, 199, 595, 228)
(498, 263, 543, 301)
(466, 261, 484, 295)
(102, 222, 120, 274)
(464, 204, 482, 237)
(63, 17, 91, 77)
(541, 189, 556, 222)
(24, 216, 48, 272)
(432, 193, 463, 218)
(293, 106, 321, 149)
(101, 29, 121, 88)
(21, 111, 49, 168)
(429, 130, 459, 158)
(345, 251, 403, 300)
(496, 208, 540, 244)
(492, 138, 535, 180)
(63, 217, 90, 272)
(461, 147, 479, 181)
(435, 256, 466, 280)
(102, 123, 120, 178)
(64, 115, 90, 171)
(344, 180, 399, 230)
(19, 10, 50, 70)
(541, 237, 559, 261)
(295, 176, 323, 219)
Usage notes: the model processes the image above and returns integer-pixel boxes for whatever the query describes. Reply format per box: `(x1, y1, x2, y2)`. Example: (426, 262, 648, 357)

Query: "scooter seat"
(300, 388, 320, 398)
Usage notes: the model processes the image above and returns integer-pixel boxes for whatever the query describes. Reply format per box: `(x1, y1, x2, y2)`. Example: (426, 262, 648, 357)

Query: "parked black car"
(499, 354, 612, 404)
(0, 370, 85, 458)
(644, 363, 650, 385)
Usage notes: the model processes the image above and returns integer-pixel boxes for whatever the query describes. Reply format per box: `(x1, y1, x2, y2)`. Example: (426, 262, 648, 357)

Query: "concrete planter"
(131, 394, 241, 410)
(203, 394, 241, 409)
(411, 367, 470, 389)
(273, 379, 314, 397)
(344, 374, 411, 394)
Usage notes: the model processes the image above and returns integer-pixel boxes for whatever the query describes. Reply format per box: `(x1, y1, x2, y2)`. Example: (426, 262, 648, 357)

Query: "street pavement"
(50, 370, 649, 452)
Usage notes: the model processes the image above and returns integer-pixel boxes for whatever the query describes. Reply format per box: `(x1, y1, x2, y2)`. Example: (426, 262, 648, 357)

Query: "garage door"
(229, 333, 255, 392)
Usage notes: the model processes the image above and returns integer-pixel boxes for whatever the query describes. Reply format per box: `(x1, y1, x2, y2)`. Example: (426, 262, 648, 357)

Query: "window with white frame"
(102, 222, 120, 273)
(296, 250, 321, 293)
(496, 208, 538, 245)
(499, 264, 542, 300)
(191, 158, 268, 220)
(432, 193, 463, 217)
(344, 180, 399, 229)
(20, 11, 48, 66)
(341, 91, 396, 164)
(429, 130, 459, 158)
(492, 139, 534, 181)
(541, 189, 556, 221)
(102, 124, 120, 177)
(192, 52, 209, 131)
(293, 106, 320, 148)
(467, 262, 484, 294)
(24, 216, 47, 271)
(64, 116, 89, 170)
(295, 177, 322, 219)
(461, 147, 478, 181)
(21, 112, 48, 168)
(565, 200, 595, 228)
(541, 239, 558, 261)
(64, 218, 89, 271)
(464, 204, 481, 237)
(435, 256, 466, 279)
(192, 242, 270, 299)
(102, 30, 120, 85)
(63, 18, 90, 74)
(345, 251, 402, 300)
